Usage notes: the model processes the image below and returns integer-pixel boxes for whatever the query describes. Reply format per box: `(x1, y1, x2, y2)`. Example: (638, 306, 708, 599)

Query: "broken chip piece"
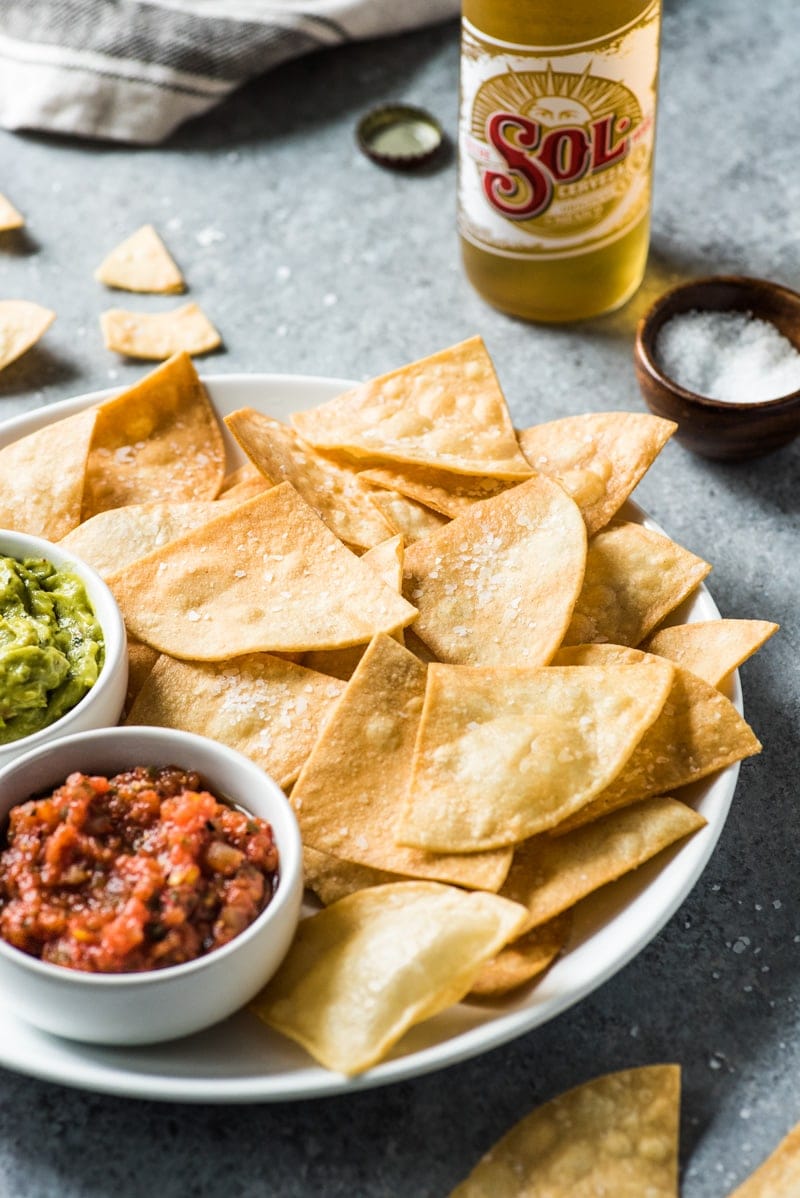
(100, 302, 221, 359)
(95, 224, 185, 293)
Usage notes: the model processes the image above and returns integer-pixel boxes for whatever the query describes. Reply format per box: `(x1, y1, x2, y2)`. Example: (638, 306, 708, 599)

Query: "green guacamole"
(0, 557, 105, 745)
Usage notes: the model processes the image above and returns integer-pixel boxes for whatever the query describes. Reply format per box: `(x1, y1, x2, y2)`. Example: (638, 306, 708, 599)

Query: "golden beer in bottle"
(458, 0, 662, 322)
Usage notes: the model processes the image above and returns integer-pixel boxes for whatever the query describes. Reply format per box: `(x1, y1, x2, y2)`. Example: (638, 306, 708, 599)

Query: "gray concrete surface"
(0, 0, 798, 1193)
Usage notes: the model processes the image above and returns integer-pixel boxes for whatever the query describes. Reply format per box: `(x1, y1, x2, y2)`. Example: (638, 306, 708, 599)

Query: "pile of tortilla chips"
(0, 336, 775, 1076)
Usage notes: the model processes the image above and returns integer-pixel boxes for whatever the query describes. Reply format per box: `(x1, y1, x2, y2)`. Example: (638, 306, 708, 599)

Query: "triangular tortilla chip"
(0, 195, 24, 231)
(563, 521, 711, 648)
(225, 408, 393, 551)
(365, 485, 448, 543)
(403, 475, 587, 667)
(728, 1120, 800, 1196)
(468, 912, 572, 998)
(360, 462, 512, 518)
(641, 619, 779, 688)
(397, 660, 674, 851)
(0, 405, 96, 540)
(95, 224, 185, 293)
(124, 640, 159, 717)
(60, 501, 227, 579)
(517, 412, 676, 535)
(101, 303, 221, 360)
(292, 635, 512, 889)
(82, 352, 226, 518)
(448, 1065, 680, 1197)
(107, 484, 418, 660)
(303, 845, 406, 906)
(0, 301, 55, 371)
(291, 336, 532, 479)
(252, 881, 527, 1075)
(553, 643, 762, 830)
(127, 652, 346, 790)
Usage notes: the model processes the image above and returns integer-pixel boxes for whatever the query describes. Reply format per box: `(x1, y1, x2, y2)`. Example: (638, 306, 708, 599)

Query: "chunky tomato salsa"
(0, 766, 280, 973)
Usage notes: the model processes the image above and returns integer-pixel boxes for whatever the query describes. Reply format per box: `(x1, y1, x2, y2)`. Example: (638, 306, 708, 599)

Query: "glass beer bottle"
(458, 0, 662, 322)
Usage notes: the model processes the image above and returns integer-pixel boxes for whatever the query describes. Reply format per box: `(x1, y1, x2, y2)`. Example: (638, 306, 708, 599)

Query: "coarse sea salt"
(655, 309, 800, 404)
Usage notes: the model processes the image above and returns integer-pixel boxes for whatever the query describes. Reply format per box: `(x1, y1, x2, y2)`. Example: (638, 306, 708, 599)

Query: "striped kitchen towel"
(0, 0, 458, 144)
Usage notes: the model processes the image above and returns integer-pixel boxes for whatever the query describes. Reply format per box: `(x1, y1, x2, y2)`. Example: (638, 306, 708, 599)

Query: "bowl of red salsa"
(0, 725, 303, 1045)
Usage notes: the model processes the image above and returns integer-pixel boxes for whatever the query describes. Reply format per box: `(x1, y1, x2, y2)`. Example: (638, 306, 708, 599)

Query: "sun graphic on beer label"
(470, 63, 647, 243)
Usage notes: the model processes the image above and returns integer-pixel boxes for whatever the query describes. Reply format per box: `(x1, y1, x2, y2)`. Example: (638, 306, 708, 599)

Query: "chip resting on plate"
(126, 652, 346, 790)
(359, 461, 511, 518)
(291, 336, 533, 478)
(100, 302, 221, 359)
(448, 1064, 680, 1196)
(727, 1119, 800, 1196)
(108, 484, 418, 659)
(251, 881, 527, 1075)
(641, 619, 779, 688)
(60, 501, 227, 578)
(94, 224, 185, 293)
(0, 300, 55, 372)
(302, 845, 404, 907)
(563, 521, 711, 648)
(365, 484, 449, 543)
(517, 411, 676, 535)
(468, 912, 572, 999)
(292, 634, 512, 889)
(82, 352, 226, 518)
(0, 405, 96, 540)
(403, 474, 587, 667)
(397, 659, 674, 851)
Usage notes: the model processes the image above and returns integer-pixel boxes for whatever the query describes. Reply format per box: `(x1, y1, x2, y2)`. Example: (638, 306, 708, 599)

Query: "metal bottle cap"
(356, 105, 443, 169)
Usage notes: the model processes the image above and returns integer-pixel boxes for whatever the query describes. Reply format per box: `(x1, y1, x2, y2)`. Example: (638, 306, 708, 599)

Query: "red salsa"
(0, 766, 280, 973)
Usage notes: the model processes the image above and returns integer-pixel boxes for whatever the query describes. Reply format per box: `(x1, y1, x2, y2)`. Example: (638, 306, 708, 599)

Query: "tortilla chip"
(366, 485, 449, 542)
(127, 651, 345, 790)
(101, 302, 221, 360)
(0, 301, 55, 371)
(728, 1120, 800, 1196)
(641, 619, 779, 688)
(218, 461, 264, 495)
(225, 408, 393, 551)
(303, 845, 406, 906)
(0, 194, 24, 231)
(95, 225, 185, 294)
(0, 405, 96, 540)
(397, 660, 674, 852)
(360, 463, 512, 518)
(123, 640, 159, 716)
(517, 412, 676, 535)
(403, 475, 587, 667)
(292, 635, 512, 889)
(60, 501, 226, 579)
(448, 1065, 680, 1197)
(291, 336, 532, 479)
(553, 644, 762, 830)
(563, 521, 711, 648)
(82, 353, 226, 518)
(251, 881, 527, 1075)
(501, 797, 706, 933)
(108, 484, 418, 660)
(468, 913, 572, 999)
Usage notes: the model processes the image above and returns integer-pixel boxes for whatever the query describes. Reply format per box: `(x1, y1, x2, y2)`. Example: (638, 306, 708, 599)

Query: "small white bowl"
(0, 726, 303, 1045)
(0, 529, 128, 770)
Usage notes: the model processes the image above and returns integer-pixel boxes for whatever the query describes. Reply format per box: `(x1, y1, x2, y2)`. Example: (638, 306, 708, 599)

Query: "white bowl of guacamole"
(0, 530, 127, 769)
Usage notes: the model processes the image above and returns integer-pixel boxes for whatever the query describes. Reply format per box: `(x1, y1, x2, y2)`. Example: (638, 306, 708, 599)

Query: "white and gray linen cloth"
(0, 0, 458, 143)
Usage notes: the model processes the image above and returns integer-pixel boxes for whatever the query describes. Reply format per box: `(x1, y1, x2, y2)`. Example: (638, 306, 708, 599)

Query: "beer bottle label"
(458, 2, 661, 260)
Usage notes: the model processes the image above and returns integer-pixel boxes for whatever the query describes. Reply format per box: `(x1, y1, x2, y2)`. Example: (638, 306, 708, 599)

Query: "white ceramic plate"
(0, 374, 742, 1103)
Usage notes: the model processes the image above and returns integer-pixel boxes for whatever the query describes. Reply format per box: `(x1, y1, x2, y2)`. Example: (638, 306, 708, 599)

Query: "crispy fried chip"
(291, 336, 532, 479)
(728, 1120, 800, 1196)
(101, 302, 221, 360)
(292, 635, 512, 889)
(641, 619, 779, 688)
(0, 194, 24, 231)
(397, 660, 674, 851)
(127, 652, 345, 790)
(448, 1065, 680, 1197)
(360, 462, 511, 518)
(108, 484, 418, 660)
(553, 644, 762, 830)
(563, 521, 711, 648)
(82, 353, 226, 518)
(517, 412, 676, 535)
(95, 224, 185, 294)
(0, 300, 55, 371)
(403, 475, 587, 667)
(500, 797, 705, 933)
(123, 640, 159, 716)
(61, 501, 226, 578)
(303, 845, 406, 906)
(468, 913, 572, 999)
(365, 485, 448, 543)
(225, 408, 393, 550)
(0, 405, 96, 540)
(251, 881, 527, 1075)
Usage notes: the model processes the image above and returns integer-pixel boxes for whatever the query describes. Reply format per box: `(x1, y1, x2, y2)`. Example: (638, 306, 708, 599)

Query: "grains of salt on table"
(655, 309, 800, 404)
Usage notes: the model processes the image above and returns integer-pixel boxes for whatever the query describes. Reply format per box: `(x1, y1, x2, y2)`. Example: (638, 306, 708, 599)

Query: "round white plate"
(0, 374, 741, 1103)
